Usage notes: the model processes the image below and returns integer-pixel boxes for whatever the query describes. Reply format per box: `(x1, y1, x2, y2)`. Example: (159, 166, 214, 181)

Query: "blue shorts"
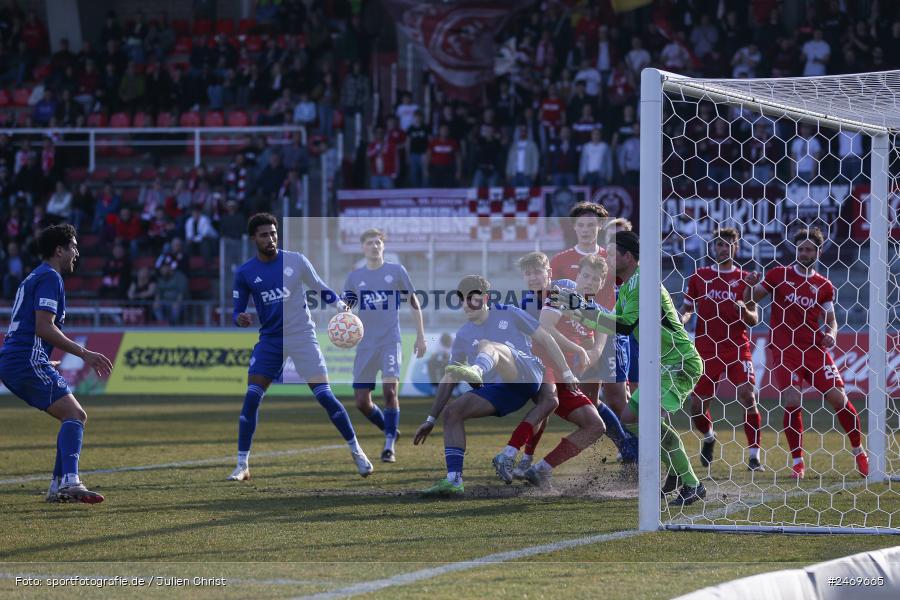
(248, 335, 328, 382)
(0, 356, 72, 411)
(628, 336, 639, 383)
(614, 334, 631, 383)
(471, 381, 541, 417)
(353, 341, 402, 389)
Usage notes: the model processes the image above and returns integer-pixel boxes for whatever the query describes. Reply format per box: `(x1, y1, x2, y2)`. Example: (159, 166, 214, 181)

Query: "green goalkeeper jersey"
(581, 267, 701, 370)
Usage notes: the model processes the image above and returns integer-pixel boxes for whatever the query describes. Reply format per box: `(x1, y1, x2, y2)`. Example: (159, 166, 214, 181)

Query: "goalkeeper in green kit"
(551, 231, 706, 506)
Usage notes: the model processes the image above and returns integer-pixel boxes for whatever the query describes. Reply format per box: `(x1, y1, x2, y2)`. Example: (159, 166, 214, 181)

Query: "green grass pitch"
(0, 394, 898, 599)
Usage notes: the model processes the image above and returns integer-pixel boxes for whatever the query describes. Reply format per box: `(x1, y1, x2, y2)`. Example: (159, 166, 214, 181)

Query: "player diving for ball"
(551, 231, 706, 506)
(494, 252, 637, 487)
(413, 274, 578, 497)
(229, 213, 373, 481)
(342, 228, 427, 463)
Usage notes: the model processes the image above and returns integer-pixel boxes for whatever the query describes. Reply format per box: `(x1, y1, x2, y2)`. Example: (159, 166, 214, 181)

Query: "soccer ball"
(328, 312, 364, 348)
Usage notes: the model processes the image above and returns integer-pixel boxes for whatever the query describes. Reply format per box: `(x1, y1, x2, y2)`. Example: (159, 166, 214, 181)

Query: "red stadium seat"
(109, 112, 131, 128)
(156, 112, 176, 128)
(189, 277, 211, 296)
(188, 256, 206, 271)
(32, 64, 52, 81)
(174, 36, 191, 54)
(203, 111, 224, 127)
(15, 110, 30, 127)
(66, 167, 88, 183)
(193, 19, 212, 36)
(207, 135, 231, 156)
(0, 89, 9, 106)
(226, 110, 249, 127)
(133, 111, 151, 128)
(115, 167, 135, 181)
(180, 111, 201, 127)
(139, 166, 157, 181)
(172, 19, 190, 35)
(89, 167, 111, 182)
(333, 109, 344, 130)
(244, 35, 262, 53)
(114, 142, 137, 157)
(12, 88, 31, 106)
(81, 256, 106, 272)
(238, 18, 256, 34)
(215, 19, 234, 35)
(86, 112, 107, 128)
(134, 256, 156, 270)
(65, 276, 84, 290)
(163, 165, 184, 180)
(122, 188, 139, 203)
(80, 234, 101, 248)
(81, 278, 103, 293)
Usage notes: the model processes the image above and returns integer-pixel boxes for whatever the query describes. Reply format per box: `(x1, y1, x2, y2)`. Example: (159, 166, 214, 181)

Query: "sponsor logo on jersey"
(254, 276, 263, 284)
(385, 274, 394, 283)
(785, 292, 816, 308)
(260, 287, 291, 303)
(38, 298, 58, 310)
(359, 280, 367, 287)
(284, 267, 294, 277)
(498, 320, 509, 330)
(706, 289, 738, 302)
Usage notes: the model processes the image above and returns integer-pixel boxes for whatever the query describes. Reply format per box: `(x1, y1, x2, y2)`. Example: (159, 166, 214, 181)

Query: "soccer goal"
(638, 68, 900, 534)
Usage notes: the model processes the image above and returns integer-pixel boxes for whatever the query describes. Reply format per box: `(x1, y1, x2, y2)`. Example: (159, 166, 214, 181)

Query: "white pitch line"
(0, 445, 344, 486)
(293, 530, 642, 600)
(296, 478, 878, 600)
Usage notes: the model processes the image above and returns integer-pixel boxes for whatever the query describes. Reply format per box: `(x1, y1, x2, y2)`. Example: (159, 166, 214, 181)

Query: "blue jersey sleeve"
(34, 273, 61, 315)
(396, 264, 415, 293)
(232, 268, 250, 326)
(341, 271, 356, 307)
(300, 254, 339, 306)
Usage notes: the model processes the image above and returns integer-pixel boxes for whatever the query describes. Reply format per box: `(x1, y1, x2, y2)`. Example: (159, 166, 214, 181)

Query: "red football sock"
(544, 437, 583, 468)
(836, 401, 862, 448)
(693, 409, 713, 436)
(507, 422, 534, 450)
(783, 406, 804, 459)
(744, 410, 762, 449)
(524, 419, 547, 455)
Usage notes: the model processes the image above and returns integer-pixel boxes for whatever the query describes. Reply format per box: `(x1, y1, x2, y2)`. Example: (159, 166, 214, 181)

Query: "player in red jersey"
(681, 227, 764, 471)
(549, 202, 623, 412)
(744, 227, 868, 479)
(493, 253, 636, 485)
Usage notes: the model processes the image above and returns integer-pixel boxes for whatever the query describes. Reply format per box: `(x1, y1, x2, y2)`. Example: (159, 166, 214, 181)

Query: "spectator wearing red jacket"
(426, 125, 461, 187)
(106, 206, 143, 258)
(367, 126, 399, 189)
(21, 11, 49, 54)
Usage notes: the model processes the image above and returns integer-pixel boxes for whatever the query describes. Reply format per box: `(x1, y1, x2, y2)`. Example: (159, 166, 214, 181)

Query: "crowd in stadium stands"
(0, 0, 897, 321)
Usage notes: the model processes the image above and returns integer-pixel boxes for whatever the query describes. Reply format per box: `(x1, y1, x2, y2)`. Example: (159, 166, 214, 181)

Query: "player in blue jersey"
(343, 229, 426, 463)
(0, 224, 114, 503)
(228, 213, 373, 481)
(412, 274, 576, 497)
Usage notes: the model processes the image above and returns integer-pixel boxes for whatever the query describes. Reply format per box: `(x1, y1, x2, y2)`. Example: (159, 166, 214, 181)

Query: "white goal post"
(638, 68, 900, 534)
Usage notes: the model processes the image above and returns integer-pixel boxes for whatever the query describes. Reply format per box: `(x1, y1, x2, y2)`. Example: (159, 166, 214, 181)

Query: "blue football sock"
(445, 446, 465, 476)
(312, 383, 356, 442)
(53, 438, 62, 480)
(473, 352, 496, 376)
(384, 408, 399, 438)
(598, 402, 631, 451)
(366, 404, 386, 431)
(238, 384, 266, 454)
(58, 419, 84, 479)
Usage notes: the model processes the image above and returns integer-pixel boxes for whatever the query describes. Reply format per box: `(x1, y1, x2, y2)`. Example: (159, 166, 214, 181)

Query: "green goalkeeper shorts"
(628, 356, 703, 414)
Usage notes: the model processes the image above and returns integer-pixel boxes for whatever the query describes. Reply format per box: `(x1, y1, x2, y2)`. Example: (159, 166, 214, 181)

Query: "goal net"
(639, 69, 900, 534)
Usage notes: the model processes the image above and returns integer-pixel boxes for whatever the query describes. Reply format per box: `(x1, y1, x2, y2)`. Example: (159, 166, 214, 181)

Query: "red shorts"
(770, 346, 844, 393)
(693, 353, 755, 397)
(556, 385, 594, 419)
